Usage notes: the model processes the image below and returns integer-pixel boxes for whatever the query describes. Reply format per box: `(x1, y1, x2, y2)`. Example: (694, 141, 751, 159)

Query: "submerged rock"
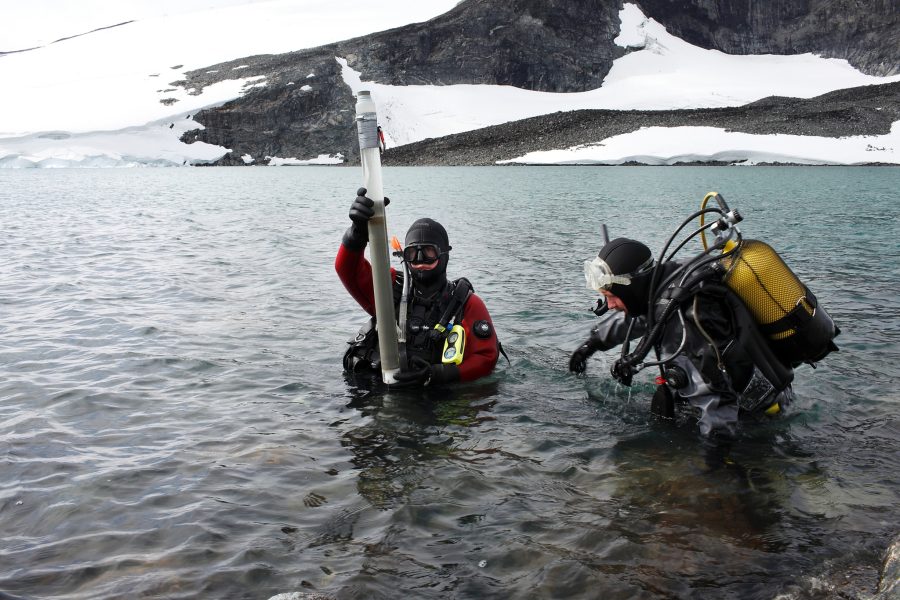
(876, 536, 900, 599)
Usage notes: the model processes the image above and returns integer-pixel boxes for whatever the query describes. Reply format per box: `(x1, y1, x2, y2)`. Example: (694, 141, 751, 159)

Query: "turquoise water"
(0, 166, 898, 599)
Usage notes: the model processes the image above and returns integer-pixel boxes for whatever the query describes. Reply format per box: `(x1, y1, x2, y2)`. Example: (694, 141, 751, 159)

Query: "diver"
(569, 195, 839, 439)
(336, 188, 500, 387)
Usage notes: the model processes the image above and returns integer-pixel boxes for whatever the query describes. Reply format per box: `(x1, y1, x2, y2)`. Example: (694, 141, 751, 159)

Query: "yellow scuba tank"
(720, 238, 839, 365)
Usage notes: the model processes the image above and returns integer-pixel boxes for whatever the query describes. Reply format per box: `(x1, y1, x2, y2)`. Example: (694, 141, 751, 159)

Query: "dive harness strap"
(426, 278, 511, 366)
(703, 284, 794, 392)
(756, 287, 816, 337)
(417, 278, 473, 363)
(436, 278, 474, 334)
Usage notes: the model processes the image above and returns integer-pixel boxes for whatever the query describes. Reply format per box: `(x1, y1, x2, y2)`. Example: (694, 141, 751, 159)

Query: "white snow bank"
(0, 0, 462, 136)
(499, 122, 900, 166)
(0, 112, 227, 168)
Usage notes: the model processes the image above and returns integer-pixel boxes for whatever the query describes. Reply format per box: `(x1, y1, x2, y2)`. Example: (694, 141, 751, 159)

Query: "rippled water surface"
(1, 166, 898, 599)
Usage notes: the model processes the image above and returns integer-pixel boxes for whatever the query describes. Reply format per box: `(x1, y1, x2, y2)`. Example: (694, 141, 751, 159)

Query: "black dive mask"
(403, 244, 443, 265)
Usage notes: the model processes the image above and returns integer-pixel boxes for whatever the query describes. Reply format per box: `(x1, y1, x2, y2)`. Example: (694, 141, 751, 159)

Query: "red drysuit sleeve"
(458, 293, 499, 382)
(335, 243, 396, 316)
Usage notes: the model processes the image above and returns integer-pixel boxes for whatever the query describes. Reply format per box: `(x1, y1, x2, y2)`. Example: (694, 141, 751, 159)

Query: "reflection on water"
(0, 166, 897, 599)
(341, 377, 501, 510)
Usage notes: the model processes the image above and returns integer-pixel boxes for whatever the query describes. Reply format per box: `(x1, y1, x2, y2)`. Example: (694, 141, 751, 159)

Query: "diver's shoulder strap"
(444, 277, 474, 323)
(393, 272, 404, 306)
(704, 283, 794, 391)
(452, 276, 473, 297)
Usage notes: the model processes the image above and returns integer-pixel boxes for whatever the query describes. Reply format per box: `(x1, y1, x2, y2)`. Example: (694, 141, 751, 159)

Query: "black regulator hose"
(654, 241, 737, 299)
(611, 265, 722, 385)
(611, 199, 745, 386)
(612, 237, 742, 386)
(666, 221, 722, 262)
(646, 207, 726, 325)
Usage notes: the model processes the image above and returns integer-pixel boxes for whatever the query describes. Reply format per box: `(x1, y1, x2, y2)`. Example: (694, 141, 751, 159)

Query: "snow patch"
(265, 154, 344, 165)
(499, 122, 900, 166)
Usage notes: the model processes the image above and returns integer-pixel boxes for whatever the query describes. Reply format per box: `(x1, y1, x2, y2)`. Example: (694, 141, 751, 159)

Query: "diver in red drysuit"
(336, 188, 499, 386)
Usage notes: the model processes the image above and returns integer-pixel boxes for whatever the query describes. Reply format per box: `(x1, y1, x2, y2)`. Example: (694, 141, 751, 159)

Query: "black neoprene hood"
(599, 237, 654, 316)
(405, 218, 451, 252)
(598, 238, 651, 274)
(405, 218, 452, 288)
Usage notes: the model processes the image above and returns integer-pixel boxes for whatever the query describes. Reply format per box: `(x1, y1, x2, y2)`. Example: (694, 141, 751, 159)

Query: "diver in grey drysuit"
(569, 237, 795, 439)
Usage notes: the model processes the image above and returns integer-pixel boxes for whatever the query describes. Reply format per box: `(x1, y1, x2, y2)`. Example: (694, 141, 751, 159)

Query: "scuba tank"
(720, 238, 840, 365)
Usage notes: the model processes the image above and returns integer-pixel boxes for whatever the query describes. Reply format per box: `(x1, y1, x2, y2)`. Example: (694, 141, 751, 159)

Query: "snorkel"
(391, 235, 412, 369)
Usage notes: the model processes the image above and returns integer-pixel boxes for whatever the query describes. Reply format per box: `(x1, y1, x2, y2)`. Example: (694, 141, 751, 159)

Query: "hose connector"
(710, 209, 743, 237)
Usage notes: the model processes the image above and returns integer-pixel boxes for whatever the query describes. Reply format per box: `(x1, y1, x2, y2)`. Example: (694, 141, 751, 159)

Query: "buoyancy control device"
(610, 191, 840, 397)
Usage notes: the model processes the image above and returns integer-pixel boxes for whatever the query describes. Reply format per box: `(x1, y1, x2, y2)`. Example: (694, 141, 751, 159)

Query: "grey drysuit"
(586, 281, 795, 438)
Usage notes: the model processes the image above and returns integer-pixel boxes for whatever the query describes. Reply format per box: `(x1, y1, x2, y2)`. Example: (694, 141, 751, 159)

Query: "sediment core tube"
(355, 90, 400, 384)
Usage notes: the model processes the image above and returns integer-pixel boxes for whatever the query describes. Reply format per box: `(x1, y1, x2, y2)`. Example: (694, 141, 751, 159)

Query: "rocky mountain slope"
(384, 81, 900, 165)
(177, 0, 899, 166)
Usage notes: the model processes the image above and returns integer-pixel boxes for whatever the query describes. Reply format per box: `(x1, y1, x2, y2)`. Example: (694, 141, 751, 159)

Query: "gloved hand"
(391, 356, 459, 388)
(568, 341, 597, 374)
(610, 358, 635, 387)
(393, 358, 431, 387)
(342, 187, 390, 251)
(349, 187, 377, 225)
(569, 324, 607, 373)
(569, 323, 619, 374)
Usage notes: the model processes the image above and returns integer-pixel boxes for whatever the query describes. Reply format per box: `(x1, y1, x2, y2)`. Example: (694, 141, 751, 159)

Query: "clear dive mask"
(583, 255, 654, 292)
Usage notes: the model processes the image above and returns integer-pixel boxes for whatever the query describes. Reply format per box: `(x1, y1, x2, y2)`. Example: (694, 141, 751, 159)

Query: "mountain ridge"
(178, 0, 899, 166)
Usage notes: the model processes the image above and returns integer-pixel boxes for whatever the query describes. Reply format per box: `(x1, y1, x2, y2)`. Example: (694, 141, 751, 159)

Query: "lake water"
(1, 166, 898, 600)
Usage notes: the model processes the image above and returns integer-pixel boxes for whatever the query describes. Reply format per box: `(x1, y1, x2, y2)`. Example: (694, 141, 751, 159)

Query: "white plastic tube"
(355, 91, 400, 384)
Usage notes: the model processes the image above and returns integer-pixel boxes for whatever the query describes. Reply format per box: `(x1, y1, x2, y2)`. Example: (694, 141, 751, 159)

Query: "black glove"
(568, 341, 597, 374)
(569, 321, 621, 374)
(391, 357, 459, 388)
(610, 358, 635, 387)
(569, 323, 609, 373)
(343, 188, 390, 251)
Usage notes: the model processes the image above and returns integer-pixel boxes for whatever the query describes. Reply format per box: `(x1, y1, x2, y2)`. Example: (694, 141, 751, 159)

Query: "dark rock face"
(344, 0, 623, 91)
(634, 0, 899, 76)
(181, 54, 358, 164)
(178, 0, 899, 166)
